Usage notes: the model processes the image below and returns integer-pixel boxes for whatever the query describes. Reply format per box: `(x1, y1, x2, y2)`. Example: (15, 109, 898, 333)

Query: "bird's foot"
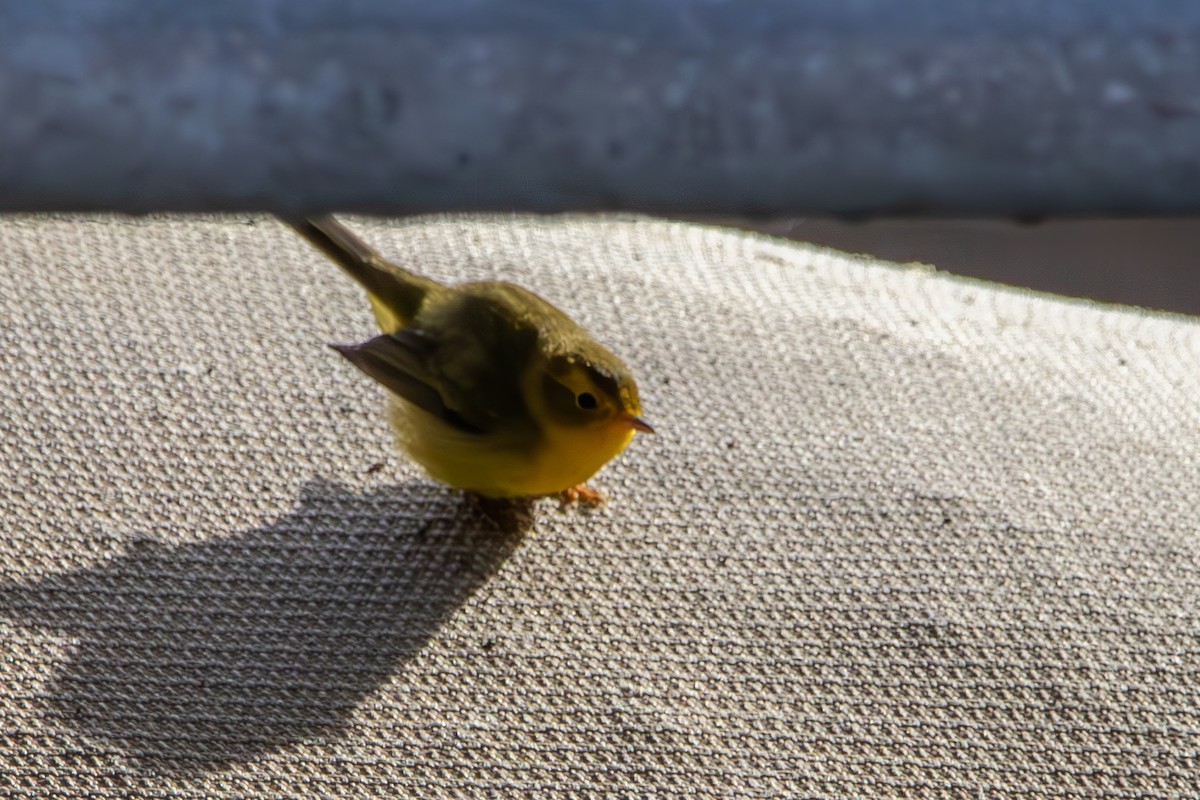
(558, 484, 607, 507)
(462, 491, 537, 534)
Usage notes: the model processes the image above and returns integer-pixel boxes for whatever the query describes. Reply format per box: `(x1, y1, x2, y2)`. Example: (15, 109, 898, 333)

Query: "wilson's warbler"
(284, 215, 653, 501)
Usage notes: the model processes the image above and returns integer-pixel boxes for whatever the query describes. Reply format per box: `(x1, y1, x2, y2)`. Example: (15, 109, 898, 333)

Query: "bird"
(283, 214, 653, 502)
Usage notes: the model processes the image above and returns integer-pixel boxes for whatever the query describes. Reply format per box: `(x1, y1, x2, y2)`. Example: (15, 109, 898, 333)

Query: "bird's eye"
(576, 392, 598, 410)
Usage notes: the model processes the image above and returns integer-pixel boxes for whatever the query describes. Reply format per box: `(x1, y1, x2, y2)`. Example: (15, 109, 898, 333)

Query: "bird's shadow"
(0, 478, 534, 773)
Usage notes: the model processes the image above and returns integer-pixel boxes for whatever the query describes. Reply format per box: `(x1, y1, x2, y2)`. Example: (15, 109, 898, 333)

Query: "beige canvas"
(2, 215, 1198, 798)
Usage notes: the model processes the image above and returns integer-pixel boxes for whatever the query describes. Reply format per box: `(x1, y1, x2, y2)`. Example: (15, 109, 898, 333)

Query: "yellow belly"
(386, 399, 634, 497)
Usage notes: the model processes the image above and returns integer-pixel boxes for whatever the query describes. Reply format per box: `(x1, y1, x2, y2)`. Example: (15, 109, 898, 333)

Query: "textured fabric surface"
(1, 214, 1199, 798)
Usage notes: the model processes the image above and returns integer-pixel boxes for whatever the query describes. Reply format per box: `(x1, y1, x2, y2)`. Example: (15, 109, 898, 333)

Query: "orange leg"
(558, 484, 607, 506)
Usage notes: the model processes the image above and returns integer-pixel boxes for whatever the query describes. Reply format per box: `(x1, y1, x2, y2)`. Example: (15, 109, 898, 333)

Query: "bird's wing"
(415, 289, 543, 430)
(331, 330, 487, 434)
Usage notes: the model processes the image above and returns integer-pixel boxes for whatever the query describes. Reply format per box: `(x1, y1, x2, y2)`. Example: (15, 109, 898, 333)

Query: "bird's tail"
(281, 214, 441, 331)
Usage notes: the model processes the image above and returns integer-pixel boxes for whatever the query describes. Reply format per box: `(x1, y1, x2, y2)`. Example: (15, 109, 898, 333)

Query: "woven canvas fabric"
(1, 214, 1198, 798)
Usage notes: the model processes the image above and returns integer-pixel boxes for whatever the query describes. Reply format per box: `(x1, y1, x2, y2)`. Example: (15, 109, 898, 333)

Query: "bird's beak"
(627, 414, 655, 434)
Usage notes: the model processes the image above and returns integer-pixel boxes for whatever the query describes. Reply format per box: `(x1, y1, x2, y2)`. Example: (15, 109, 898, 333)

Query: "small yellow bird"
(284, 215, 653, 501)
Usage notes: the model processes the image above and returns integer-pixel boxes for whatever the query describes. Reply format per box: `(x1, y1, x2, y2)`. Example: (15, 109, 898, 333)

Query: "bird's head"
(536, 351, 654, 436)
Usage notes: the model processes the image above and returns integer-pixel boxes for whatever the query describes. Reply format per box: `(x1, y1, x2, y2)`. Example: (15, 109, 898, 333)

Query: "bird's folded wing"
(330, 330, 485, 434)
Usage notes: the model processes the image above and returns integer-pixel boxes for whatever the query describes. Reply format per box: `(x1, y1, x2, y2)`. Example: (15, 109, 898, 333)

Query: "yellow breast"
(386, 398, 634, 498)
